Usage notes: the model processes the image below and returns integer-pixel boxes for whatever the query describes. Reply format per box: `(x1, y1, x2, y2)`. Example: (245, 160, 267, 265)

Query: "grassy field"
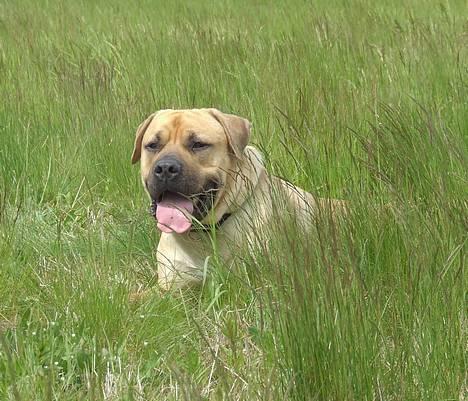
(0, 0, 466, 399)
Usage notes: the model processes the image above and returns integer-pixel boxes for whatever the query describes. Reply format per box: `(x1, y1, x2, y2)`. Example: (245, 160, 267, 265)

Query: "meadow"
(0, 0, 466, 400)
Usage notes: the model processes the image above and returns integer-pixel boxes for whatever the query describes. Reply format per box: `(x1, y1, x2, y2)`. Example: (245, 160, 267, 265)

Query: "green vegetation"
(0, 0, 466, 399)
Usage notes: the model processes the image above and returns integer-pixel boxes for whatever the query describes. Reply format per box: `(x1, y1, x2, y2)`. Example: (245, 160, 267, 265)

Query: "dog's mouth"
(150, 181, 220, 234)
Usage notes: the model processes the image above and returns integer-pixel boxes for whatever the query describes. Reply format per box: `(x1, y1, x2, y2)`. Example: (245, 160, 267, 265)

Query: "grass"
(0, 0, 466, 399)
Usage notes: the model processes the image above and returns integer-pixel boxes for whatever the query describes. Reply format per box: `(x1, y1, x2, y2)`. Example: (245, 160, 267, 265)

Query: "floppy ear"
(208, 109, 251, 159)
(131, 113, 156, 164)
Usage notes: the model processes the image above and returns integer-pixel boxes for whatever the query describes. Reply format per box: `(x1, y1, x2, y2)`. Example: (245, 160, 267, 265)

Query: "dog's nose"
(154, 156, 182, 182)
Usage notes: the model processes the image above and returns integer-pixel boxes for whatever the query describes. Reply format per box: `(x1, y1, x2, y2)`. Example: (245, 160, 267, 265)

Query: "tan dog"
(131, 108, 344, 290)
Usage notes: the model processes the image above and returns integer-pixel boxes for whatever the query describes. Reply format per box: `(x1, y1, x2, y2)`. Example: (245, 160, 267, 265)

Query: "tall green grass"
(0, 0, 466, 400)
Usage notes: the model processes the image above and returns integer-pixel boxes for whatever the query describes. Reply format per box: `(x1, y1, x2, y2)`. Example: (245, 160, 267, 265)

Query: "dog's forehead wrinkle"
(154, 113, 224, 144)
(145, 130, 162, 142)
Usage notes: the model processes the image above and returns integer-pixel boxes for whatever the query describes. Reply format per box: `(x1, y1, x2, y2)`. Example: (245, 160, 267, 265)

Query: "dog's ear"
(208, 109, 251, 159)
(131, 113, 156, 164)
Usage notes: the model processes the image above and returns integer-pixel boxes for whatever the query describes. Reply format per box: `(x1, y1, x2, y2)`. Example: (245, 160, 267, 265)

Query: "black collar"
(190, 213, 231, 233)
(149, 202, 231, 233)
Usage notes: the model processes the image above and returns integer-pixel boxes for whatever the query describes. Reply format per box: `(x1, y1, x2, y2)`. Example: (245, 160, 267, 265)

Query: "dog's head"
(131, 108, 251, 233)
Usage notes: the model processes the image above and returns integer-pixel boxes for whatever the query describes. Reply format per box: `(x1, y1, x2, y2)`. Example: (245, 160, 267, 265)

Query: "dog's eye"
(191, 141, 210, 151)
(145, 142, 159, 151)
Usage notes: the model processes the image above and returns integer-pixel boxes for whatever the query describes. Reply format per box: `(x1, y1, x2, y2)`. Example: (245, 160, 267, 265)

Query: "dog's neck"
(200, 146, 265, 226)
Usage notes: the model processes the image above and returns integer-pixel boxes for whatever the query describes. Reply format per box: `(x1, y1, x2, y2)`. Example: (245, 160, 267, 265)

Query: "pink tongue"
(156, 193, 194, 234)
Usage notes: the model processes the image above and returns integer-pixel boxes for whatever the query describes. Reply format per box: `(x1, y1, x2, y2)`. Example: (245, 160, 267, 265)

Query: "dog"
(131, 108, 345, 290)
